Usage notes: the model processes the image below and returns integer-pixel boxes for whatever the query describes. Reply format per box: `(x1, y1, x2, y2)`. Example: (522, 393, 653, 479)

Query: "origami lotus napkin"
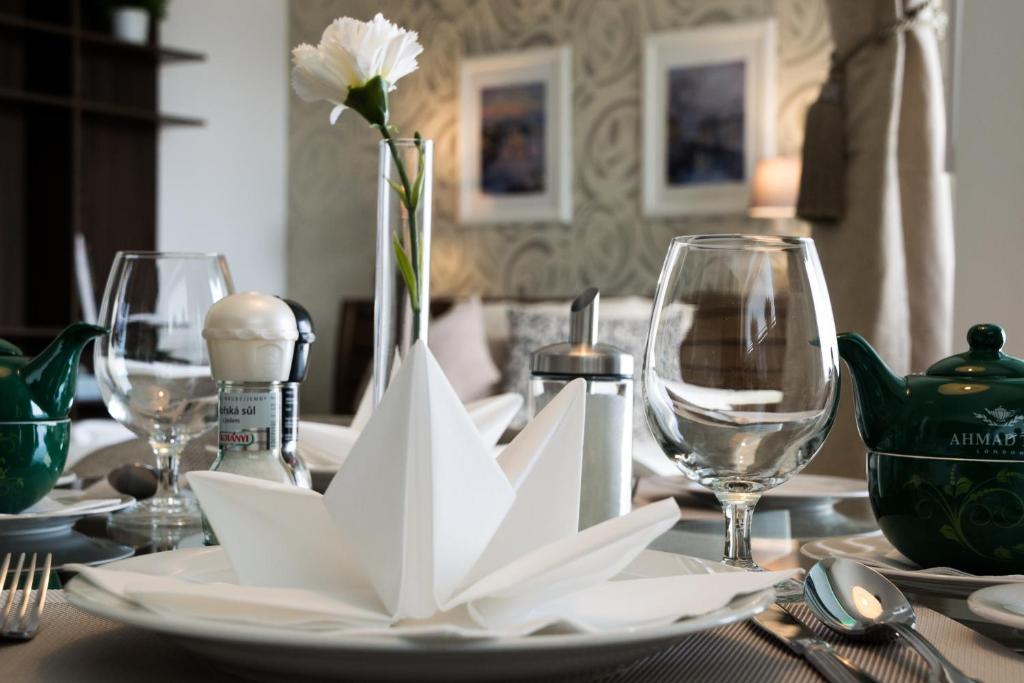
(67, 547, 794, 636)
(70, 341, 794, 638)
(299, 394, 522, 472)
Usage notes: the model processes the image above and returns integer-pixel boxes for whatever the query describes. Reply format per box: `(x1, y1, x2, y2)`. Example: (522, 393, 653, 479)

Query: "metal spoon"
(803, 558, 978, 683)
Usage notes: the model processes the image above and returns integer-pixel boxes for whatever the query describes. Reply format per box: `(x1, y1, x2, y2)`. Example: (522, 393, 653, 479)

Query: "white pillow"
(429, 297, 502, 402)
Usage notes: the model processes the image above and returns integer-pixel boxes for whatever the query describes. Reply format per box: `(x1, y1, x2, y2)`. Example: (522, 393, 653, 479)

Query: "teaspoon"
(803, 558, 978, 683)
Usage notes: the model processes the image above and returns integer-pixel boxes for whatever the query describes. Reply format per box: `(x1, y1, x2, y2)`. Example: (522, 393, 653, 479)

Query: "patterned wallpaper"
(287, 0, 832, 411)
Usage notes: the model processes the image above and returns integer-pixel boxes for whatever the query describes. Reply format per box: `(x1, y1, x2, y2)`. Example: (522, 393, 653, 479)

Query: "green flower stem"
(378, 127, 423, 328)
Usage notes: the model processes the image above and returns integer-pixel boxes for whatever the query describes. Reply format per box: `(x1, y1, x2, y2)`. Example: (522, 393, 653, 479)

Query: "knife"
(752, 604, 880, 683)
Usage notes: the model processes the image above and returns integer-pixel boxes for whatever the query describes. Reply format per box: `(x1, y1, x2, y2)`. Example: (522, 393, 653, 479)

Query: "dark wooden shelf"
(81, 100, 205, 126)
(0, 326, 68, 339)
(78, 27, 206, 63)
(1, 1, 202, 338)
(0, 13, 205, 63)
(0, 13, 74, 37)
(0, 88, 205, 126)
(0, 87, 73, 108)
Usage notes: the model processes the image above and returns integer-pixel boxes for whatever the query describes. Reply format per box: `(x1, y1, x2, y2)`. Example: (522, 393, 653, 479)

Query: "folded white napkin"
(1, 493, 124, 518)
(71, 341, 794, 638)
(299, 394, 522, 472)
(68, 547, 793, 637)
(66, 419, 136, 472)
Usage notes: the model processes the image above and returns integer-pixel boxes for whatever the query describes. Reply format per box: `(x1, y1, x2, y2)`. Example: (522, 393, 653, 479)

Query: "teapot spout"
(837, 333, 908, 451)
(23, 322, 106, 419)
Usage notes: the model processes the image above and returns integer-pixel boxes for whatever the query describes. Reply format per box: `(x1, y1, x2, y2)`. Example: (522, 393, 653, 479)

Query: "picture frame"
(459, 46, 572, 224)
(643, 20, 776, 217)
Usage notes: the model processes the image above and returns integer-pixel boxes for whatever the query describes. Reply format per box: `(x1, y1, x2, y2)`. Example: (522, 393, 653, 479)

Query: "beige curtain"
(808, 0, 955, 479)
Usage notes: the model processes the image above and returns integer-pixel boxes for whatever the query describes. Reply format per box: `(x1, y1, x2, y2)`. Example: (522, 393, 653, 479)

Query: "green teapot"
(0, 323, 106, 513)
(839, 323, 1024, 574)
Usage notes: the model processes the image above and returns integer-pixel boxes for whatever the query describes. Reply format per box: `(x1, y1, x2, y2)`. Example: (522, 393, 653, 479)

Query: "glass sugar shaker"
(529, 288, 634, 530)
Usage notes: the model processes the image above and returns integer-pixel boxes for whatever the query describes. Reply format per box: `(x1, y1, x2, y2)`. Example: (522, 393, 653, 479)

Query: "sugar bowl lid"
(926, 324, 1024, 378)
(531, 289, 634, 378)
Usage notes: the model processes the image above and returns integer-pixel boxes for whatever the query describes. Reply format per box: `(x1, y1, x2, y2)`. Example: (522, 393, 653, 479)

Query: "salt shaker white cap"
(203, 292, 298, 382)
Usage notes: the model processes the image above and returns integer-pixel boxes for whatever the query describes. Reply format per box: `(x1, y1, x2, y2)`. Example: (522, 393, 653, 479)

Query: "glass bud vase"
(373, 138, 433, 404)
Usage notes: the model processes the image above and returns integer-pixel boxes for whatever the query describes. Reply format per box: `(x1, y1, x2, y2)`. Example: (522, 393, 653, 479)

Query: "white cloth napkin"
(299, 394, 522, 472)
(72, 341, 794, 638)
(68, 548, 793, 637)
(0, 493, 123, 518)
(66, 419, 136, 472)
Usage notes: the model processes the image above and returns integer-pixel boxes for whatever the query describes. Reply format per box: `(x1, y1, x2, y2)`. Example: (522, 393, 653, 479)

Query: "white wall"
(158, 0, 288, 294)
(953, 0, 1024, 353)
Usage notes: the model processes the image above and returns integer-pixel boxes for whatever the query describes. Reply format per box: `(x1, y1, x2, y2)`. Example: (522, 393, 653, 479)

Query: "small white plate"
(801, 534, 1024, 598)
(653, 474, 868, 510)
(0, 491, 134, 537)
(0, 530, 134, 570)
(66, 548, 775, 681)
(968, 584, 1024, 629)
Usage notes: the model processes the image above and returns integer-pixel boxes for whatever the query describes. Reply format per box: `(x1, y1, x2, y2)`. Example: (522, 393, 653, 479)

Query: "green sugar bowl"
(840, 324, 1024, 575)
(0, 323, 105, 513)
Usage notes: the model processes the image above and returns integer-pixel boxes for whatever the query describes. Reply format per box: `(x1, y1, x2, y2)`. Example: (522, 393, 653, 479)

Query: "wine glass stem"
(150, 440, 182, 498)
(720, 496, 760, 570)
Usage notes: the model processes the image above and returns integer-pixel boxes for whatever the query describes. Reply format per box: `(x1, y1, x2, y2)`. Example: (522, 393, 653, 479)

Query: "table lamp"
(749, 156, 804, 234)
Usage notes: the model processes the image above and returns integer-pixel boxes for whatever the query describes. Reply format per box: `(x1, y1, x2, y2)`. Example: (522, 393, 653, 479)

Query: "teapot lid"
(926, 324, 1024, 378)
(0, 339, 22, 356)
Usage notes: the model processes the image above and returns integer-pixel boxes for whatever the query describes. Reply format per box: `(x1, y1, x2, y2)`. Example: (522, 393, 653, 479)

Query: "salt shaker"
(529, 288, 634, 529)
(202, 292, 301, 543)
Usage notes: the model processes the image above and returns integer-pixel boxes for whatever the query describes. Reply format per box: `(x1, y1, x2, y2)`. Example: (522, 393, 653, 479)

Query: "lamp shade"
(749, 156, 801, 219)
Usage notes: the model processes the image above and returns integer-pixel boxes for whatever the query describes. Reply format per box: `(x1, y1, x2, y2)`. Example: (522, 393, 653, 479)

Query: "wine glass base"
(772, 577, 806, 603)
(110, 492, 202, 531)
(719, 559, 804, 602)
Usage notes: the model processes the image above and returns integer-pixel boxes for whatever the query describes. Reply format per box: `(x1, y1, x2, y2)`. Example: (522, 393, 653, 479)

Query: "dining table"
(4, 477, 1024, 682)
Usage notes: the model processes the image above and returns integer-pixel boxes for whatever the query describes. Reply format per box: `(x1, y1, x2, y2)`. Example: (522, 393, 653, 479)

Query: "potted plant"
(108, 0, 168, 45)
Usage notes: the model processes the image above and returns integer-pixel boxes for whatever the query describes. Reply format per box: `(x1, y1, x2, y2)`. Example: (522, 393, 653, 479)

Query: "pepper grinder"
(529, 288, 634, 530)
(279, 298, 315, 490)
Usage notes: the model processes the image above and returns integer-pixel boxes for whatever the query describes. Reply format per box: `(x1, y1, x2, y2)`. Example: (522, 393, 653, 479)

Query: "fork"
(1, 552, 53, 641)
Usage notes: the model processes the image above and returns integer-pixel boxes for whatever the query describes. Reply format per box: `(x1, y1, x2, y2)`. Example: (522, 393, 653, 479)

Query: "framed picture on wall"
(643, 20, 776, 216)
(459, 46, 572, 224)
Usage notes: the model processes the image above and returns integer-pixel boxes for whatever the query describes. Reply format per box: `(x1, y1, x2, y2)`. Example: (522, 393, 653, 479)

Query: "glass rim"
(115, 250, 227, 260)
(670, 234, 813, 250)
(378, 137, 433, 147)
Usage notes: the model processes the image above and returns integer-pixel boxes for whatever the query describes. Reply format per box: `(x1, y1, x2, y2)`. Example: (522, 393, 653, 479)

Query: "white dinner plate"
(0, 491, 134, 536)
(653, 474, 868, 511)
(66, 548, 775, 681)
(801, 534, 1024, 598)
(968, 584, 1024, 629)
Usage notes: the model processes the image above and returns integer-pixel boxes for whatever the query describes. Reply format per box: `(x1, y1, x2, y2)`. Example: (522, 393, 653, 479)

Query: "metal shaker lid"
(279, 298, 316, 383)
(530, 288, 634, 378)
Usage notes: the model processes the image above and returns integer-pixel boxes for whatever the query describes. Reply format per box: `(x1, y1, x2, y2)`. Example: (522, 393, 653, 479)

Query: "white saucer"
(0, 491, 134, 536)
(968, 584, 1024, 629)
(66, 548, 775, 681)
(801, 534, 1024, 598)
(0, 530, 134, 570)
(653, 474, 868, 511)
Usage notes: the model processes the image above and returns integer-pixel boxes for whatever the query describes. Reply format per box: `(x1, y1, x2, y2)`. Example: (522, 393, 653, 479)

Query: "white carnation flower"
(291, 13, 423, 125)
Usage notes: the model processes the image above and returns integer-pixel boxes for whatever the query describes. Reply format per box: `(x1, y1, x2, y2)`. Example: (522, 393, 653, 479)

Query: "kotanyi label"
(219, 389, 281, 452)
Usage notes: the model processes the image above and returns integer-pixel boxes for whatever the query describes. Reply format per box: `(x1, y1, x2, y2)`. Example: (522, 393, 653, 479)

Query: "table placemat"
(3, 593, 1022, 682)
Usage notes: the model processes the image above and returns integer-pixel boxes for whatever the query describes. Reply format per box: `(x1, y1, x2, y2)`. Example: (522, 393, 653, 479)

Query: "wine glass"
(643, 235, 839, 580)
(95, 252, 234, 529)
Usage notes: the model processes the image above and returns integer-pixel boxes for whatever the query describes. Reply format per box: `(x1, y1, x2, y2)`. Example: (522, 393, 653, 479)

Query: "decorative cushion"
(429, 297, 503, 402)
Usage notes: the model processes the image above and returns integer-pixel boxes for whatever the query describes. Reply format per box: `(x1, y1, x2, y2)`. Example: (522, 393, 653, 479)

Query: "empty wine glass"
(643, 235, 839, 581)
(95, 252, 234, 529)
